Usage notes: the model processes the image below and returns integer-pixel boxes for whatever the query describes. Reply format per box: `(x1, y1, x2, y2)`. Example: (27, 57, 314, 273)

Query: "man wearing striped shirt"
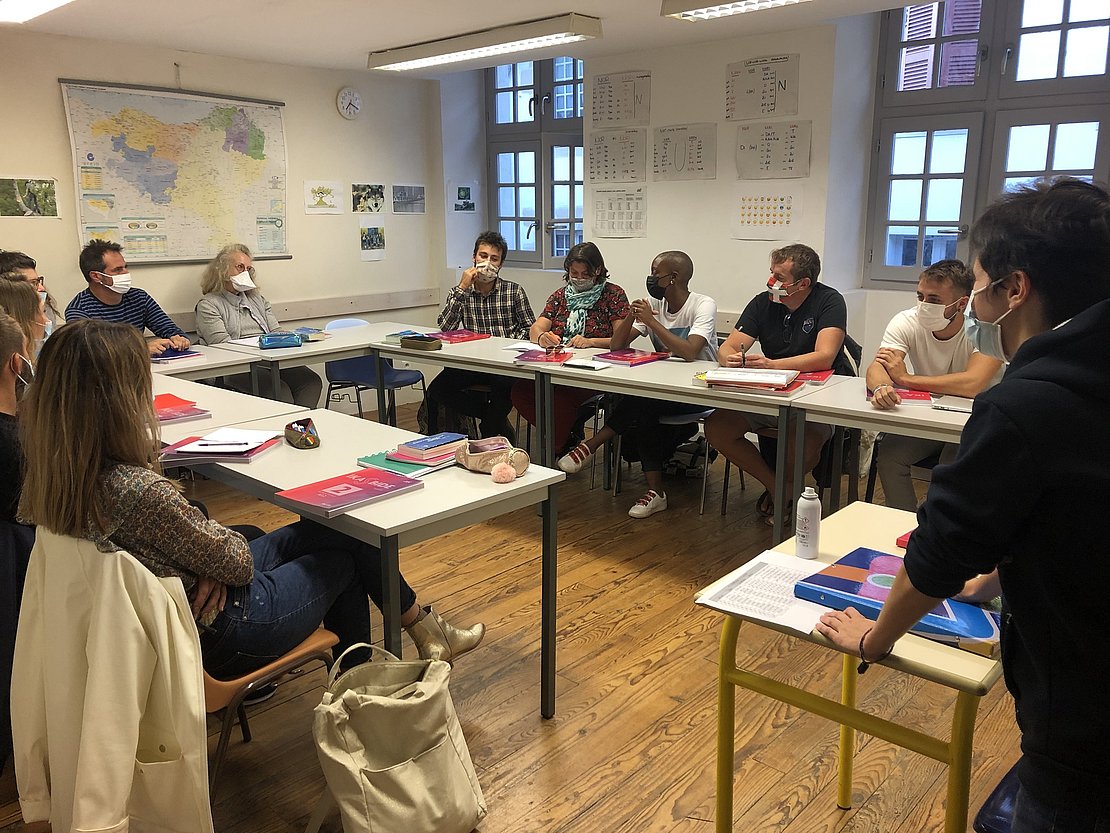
(426, 231, 535, 439)
(66, 240, 190, 357)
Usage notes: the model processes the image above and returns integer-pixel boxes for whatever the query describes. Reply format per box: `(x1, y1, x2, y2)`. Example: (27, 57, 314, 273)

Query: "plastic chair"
(323, 318, 424, 425)
(204, 627, 339, 795)
(611, 409, 717, 514)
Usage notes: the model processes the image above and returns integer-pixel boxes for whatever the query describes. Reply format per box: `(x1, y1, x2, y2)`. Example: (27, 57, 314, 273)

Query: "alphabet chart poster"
(653, 123, 717, 181)
(726, 54, 800, 121)
(588, 129, 647, 183)
(592, 186, 646, 238)
(590, 70, 651, 126)
(730, 185, 802, 240)
(735, 120, 812, 179)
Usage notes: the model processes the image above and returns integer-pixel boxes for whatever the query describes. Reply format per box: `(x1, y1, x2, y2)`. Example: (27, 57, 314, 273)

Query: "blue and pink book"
(793, 547, 1000, 657)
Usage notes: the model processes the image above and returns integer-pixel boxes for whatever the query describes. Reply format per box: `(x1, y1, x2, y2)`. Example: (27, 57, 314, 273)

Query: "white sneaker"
(557, 442, 593, 474)
(628, 490, 667, 519)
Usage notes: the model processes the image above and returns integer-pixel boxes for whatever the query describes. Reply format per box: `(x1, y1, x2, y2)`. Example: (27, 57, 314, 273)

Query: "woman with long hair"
(18, 320, 483, 676)
(196, 243, 322, 408)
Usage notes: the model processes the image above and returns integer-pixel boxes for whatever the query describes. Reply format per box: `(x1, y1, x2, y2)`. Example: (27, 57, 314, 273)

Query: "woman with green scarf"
(511, 242, 629, 455)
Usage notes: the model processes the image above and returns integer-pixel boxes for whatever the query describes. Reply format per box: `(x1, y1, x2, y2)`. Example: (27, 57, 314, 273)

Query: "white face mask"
(230, 270, 257, 292)
(915, 299, 962, 332)
(100, 271, 132, 294)
(474, 260, 499, 283)
(965, 280, 1013, 362)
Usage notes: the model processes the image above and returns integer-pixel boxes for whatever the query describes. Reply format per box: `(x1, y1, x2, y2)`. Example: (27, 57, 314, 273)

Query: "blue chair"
(323, 318, 425, 425)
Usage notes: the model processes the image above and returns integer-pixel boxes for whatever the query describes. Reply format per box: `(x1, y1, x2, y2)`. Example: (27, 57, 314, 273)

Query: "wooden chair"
(204, 627, 339, 795)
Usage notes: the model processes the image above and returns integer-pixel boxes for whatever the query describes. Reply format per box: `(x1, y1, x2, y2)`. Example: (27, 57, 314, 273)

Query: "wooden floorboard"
(2, 403, 1020, 832)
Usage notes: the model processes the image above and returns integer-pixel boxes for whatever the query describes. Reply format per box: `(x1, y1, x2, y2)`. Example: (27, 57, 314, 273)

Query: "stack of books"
(357, 450, 456, 477)
(697, 368, 803, 394)
(154, 393, 211, 424)
(385, 432, 467, 468)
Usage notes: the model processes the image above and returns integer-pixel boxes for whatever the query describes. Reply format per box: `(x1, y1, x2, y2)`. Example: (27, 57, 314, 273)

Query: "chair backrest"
(325, 318, 370, 331)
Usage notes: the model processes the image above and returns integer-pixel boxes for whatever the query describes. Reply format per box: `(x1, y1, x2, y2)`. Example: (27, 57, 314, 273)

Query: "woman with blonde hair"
(196, 243, 322, 407)
(17, 320, 484, 674)
(0, 278, 48, 366)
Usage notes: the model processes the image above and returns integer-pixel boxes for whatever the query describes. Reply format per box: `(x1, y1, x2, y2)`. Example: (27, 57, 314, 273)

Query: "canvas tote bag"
(312, 644, 486, 833)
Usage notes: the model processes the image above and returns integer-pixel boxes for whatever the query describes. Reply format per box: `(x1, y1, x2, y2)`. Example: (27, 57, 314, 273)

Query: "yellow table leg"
(944, 690, 981, 833)
(837, 652, 857, 810)
(716, 617, 742, 833)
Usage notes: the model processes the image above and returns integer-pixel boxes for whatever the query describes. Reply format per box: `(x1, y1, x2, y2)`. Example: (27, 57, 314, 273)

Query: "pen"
(195, 441, 252, 447)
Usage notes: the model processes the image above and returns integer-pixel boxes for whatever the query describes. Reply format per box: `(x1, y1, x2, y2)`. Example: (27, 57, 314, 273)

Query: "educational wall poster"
(725, 54, 800, 121)
(590, 70, 651, 127)
(0, 178, 58, 217)
(392, 184, 425, 214)
(60, 81, 289, 261)
(653, 124, 717, 181)
(359, 217, 385, 261)
(730, 185, 803, 240)
(592, 186, 646, 238)
(304, 180, 343, 214)
(587, 129, 647, 183)
(352, 183, 385, 212)
(735, 120, 812, 179)
(449, 181, 478, 212)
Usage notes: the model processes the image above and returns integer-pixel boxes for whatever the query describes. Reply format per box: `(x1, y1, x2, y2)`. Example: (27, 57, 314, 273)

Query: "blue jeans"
(201, 520, 417, 678)
(1013, 785, 1110, 833)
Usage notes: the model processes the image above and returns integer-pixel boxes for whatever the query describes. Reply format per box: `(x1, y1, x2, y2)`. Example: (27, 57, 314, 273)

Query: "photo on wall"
(352, 183, 385, 213)
(304, 180, 343, 214)
(0, 178, 58, 217)
(359, 217, 385, 261)
(392, 184, 425, 214)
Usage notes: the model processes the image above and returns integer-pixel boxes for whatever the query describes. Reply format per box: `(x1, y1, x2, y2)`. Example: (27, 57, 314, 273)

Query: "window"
(487, 57, 584, 268)
(866, 0, 1110, 284)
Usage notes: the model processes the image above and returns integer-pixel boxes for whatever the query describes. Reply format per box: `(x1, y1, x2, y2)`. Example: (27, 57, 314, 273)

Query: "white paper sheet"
(177, 427, 281, 453)
(696, 550, 827, 634)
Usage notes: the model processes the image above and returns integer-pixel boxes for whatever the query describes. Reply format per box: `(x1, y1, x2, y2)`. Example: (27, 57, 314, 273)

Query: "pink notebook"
(275, 469, 424, 518)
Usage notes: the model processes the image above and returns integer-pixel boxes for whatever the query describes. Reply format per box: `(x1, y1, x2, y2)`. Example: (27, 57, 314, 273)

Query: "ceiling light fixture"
(0, 0, 77, 24)
(660, 0, 812, 22)
(367, 13, 602, 72)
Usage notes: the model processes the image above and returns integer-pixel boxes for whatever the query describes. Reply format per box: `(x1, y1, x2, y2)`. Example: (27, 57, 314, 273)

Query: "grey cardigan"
(195, 289, 281, 344)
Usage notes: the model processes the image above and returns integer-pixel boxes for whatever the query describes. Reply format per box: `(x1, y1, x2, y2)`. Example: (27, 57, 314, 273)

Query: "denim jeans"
(201, 520, 417, 679)
(1013, 785, 1110, 833)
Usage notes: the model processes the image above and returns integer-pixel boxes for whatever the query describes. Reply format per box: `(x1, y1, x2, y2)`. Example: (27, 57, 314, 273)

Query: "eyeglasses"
(236, 265, 257, 278)
(28, 276, 44, 287)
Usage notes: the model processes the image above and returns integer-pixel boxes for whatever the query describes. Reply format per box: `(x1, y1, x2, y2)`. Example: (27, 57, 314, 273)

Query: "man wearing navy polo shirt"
(66, 240, 190, 357)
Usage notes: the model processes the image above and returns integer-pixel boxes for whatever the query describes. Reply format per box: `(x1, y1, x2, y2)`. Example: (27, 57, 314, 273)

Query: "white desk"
(215, 321, 414, 398)
(185, 407, 565, 717)
(153, 375, 307, 444)
(150, 344, 256, 381)
(711, 501, 1003, 833)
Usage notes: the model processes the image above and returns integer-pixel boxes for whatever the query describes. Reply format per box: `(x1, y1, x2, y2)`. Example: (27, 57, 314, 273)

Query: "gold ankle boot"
(404, 607, 485, 663)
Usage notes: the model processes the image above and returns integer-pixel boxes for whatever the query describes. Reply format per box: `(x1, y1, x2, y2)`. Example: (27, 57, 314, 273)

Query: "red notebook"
(154, 393, 211, 424)
(424, 330, 491, 344)
(866, 387, 933, 404)
(160, 435, 281, 464)
(514, 349, 573, 364)
(594, 349, 669, 366)
(796, 369, 835, 384)
(275, 469, 423, 518)
(709, 378, 806, 396)
(896, 529, 914, 549)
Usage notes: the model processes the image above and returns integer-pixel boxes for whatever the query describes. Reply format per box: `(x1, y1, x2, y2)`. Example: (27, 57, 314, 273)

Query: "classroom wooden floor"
(2, 403, 1021, 833)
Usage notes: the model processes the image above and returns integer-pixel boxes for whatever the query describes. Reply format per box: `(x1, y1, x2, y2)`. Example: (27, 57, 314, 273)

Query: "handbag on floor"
(312, 644, 486, 833)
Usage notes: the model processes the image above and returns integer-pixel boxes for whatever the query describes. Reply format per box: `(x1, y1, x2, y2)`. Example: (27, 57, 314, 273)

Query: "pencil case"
(259, 332, 303, 349)
(400, 335, 442, 351)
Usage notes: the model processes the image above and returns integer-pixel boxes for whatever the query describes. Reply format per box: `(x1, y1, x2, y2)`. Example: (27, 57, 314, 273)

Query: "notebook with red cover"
(514, 349, 573, 364)
(896, 529, 914, 548)
(594, 349, 669, 366)
(274, 469, 423, 518)
(424, 330, 491, 344)
(866, 387, 933, 404)
(709, 378, 807, 396)
(154, 393, 211, 424)
(160, 435, 281, 464)
(796, 369, 835, 384)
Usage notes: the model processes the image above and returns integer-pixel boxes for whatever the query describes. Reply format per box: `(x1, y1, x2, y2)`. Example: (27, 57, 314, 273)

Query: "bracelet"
(857, 627, 894, 674)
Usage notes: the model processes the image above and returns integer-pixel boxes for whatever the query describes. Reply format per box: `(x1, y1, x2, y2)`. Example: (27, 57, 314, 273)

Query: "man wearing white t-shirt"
(557, 250, 718, 518)
(867, 259, 1003, 510)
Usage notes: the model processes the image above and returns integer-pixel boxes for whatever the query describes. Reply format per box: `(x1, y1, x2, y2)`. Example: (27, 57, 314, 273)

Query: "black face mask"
(645, 275, 668, 300)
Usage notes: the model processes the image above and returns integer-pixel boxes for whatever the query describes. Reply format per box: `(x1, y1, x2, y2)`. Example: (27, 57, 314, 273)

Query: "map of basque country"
(62, 83, 289, 262)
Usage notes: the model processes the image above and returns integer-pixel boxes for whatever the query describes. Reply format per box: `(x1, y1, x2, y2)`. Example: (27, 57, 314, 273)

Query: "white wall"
(0, 29, 445, 327)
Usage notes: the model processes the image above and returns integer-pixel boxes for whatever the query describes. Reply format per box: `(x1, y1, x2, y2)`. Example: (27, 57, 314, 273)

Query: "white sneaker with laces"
(628, 489, 667, 519)
(557, 442, 593, 474)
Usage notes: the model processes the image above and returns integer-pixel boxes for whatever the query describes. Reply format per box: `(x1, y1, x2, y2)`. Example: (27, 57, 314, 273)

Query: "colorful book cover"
(793, 547, 1000, 657)
(275, 469, 423, 518)
(357, 451, 455, 477)
(399, 431, 466, 453)
(154, 393, 211, 424)
(594, 349, 669, 366)
(151, 347, 202, 363)
(514, 349, 573, 364)
(424, 329, 491, 344)
(386, 447, 458, 466)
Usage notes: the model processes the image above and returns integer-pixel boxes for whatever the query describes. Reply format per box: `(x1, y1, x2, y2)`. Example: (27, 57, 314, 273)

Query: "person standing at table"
(511, 241, 629, 456)
(427, 231, 535, 439)
(65, 239, 191, 357)
(195, 243, 322, 408)
(704, 244, 848, 526)
(557, 250, 717, 519)
(817, 178, 1110, 833)
(866, 259, 1003, 511)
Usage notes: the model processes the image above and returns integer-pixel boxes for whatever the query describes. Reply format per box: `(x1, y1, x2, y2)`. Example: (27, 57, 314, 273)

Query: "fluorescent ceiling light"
(367, 13, 602, 72)
(661, 0, 811, 21)
(0, 0, 77, 23)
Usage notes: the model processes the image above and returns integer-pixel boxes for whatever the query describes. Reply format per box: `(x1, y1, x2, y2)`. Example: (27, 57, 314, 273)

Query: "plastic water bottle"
(795, 486, 821, 559)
